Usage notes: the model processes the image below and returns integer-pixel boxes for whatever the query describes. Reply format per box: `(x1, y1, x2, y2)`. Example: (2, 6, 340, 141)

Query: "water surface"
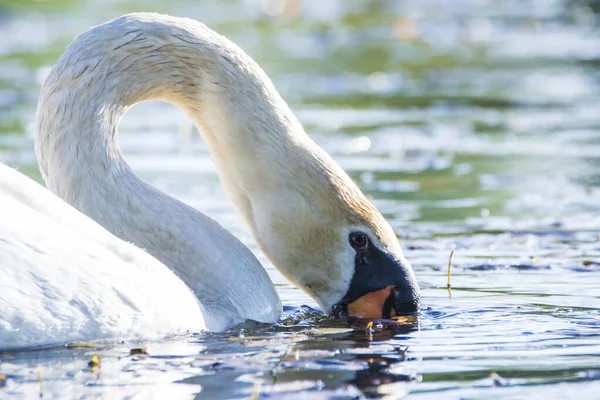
(0, 0, 599, 398)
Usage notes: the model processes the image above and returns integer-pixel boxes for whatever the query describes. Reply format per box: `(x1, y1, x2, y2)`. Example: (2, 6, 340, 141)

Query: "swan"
(34, 12, 420, 318)
(2, 12, 420, 348)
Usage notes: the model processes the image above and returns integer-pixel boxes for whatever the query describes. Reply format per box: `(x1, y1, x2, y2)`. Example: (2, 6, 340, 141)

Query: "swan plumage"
(35, 13, 283, 331)
(0, 12, 420, 349)
(0, 163, 205, 350)
(35, 13, 419, 319)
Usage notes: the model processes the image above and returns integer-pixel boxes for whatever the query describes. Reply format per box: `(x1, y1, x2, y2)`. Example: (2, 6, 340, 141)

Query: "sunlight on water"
(0, 0, 599, 398)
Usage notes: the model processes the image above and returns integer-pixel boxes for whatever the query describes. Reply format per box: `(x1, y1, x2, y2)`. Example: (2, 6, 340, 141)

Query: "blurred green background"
(1, 0, 599, 231)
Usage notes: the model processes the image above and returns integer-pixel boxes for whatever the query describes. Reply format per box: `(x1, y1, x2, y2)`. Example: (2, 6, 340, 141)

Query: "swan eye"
(349, 232, 369, 250)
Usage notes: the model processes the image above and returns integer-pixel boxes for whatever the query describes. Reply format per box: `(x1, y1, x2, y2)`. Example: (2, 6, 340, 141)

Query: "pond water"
(1, 0, 600, 398)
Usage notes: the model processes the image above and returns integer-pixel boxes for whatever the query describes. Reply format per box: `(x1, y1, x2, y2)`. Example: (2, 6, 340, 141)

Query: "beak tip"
(395, 288, 421, 313)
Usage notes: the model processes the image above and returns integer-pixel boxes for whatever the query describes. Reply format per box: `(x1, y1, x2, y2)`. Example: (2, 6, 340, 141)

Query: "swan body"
(0, 163, 205, 350)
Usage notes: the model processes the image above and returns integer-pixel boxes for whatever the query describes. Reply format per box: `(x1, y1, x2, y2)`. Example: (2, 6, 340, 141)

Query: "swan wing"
(0, 165, 205, 350)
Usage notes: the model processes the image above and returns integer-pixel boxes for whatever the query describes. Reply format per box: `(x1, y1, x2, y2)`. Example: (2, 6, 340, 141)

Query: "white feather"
(0, 163, 205, 350)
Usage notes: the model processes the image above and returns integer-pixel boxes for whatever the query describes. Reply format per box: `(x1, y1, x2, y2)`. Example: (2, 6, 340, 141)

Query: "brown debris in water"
(583, 260, 600, 267)
(130, 348, 148, 355)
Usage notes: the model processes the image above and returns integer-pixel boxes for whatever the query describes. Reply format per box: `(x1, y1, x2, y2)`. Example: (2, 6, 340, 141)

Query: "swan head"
(327, 227, 421, 320)
(246, 146, 421, 319)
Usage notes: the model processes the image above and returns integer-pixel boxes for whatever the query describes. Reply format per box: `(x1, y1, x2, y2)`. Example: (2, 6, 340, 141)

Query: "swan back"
(0, 164, 205, 349)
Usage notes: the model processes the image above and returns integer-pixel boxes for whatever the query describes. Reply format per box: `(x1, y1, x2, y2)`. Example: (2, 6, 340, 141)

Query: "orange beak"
(347, 285, 395, 319)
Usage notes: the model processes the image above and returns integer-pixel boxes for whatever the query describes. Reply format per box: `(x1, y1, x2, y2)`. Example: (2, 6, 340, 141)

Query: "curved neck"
(35, 13, 287, 328)
(36, 13, 307, 221)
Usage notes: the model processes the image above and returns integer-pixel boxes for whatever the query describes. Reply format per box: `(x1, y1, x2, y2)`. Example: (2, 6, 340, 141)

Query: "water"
(1, 0, 599, 398)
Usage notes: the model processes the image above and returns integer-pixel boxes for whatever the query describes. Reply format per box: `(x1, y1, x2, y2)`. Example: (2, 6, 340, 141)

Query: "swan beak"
(332, 246, 420, 319)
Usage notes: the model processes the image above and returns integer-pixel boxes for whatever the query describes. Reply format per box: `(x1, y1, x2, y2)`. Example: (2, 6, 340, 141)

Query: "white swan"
(2, 12, 420, 349)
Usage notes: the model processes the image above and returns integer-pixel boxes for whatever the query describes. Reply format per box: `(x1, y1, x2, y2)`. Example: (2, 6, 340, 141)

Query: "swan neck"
(34, 15, 287, 328)
(36, 15, 299, 195)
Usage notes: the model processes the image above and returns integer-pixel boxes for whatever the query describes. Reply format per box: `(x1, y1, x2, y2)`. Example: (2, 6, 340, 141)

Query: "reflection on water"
(1, 0, 599, 398)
